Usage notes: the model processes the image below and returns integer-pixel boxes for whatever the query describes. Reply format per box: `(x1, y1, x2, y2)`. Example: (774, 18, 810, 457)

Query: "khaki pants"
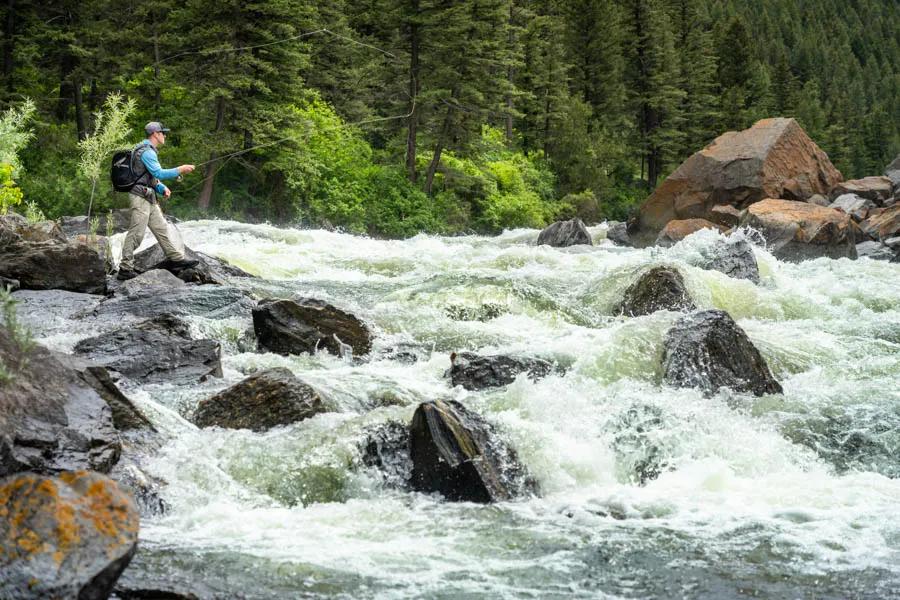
(119, 193, 184, 271)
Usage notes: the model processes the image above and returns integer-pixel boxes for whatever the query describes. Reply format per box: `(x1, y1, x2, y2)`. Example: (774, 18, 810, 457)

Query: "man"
(117, 121, 198, 281)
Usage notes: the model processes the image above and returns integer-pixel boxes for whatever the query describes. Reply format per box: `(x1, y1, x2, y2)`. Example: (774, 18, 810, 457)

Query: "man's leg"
(146, 202, 186, 261)
(119, 193, 151, 272)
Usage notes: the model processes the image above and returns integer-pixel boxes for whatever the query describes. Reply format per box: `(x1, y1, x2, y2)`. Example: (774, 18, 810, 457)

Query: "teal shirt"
(138, 139, 179, 195)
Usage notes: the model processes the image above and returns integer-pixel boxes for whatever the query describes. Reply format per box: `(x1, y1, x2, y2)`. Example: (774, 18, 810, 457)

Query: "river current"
(30, 221, 900, 598)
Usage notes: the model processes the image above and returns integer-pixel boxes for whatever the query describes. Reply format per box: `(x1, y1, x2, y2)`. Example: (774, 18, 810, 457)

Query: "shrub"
(0, 163, 23, 215)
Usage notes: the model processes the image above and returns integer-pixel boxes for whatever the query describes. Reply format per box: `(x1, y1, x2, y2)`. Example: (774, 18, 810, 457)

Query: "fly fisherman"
(117, 121, 198, 281)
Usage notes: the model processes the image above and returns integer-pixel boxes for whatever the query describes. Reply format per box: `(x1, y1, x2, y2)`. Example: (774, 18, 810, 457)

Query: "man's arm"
(140, 147, 180, 181)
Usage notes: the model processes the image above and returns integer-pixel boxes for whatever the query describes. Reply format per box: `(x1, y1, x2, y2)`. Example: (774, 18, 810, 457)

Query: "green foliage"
(0, 286, 34, 384)
(24, 199, 45, 223)
(0, 164, 23, 215)
(0, 99, 35, 177)
(89, 215, 100, 240)
(106, 210, 114, 239)
(79, 92, 136, 217)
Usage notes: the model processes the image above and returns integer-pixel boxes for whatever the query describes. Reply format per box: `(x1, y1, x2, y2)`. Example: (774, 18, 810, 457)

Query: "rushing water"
(30, 221, 900, 598)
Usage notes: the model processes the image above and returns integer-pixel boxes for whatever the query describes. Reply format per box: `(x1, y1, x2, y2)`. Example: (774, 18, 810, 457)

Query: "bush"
(0, 163, 23, 215)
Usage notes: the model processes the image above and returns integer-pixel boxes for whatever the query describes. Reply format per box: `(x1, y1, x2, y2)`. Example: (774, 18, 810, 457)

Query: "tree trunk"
(197, 96, 226, 210)
(424, 94, 457, 196)
(405, 6, 420, 184)
(56, 55, 74, 121)
(73, 77, 86, 141)
(3, 0, 13, 93)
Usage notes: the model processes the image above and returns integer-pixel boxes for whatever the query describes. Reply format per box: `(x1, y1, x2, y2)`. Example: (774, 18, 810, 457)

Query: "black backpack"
(110, 144, 150, 192)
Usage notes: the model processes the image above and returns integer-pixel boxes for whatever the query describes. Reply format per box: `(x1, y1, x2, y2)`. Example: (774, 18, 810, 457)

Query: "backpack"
(110, 144, 150, 192)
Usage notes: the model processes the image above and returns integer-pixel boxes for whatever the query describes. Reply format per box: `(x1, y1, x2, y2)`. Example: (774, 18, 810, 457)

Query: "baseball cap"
(145, 121, 171, 135)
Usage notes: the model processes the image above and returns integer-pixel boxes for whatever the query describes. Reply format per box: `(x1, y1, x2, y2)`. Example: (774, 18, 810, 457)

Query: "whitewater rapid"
(40, 221, 900, 597)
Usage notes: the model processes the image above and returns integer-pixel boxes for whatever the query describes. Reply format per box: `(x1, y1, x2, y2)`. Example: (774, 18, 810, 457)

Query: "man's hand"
(177, 164, 196, 175)
(163, 186, 171, 199)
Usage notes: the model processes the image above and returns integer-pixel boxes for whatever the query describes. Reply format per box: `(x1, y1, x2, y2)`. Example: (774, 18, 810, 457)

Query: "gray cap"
(145, 121, 171, 135)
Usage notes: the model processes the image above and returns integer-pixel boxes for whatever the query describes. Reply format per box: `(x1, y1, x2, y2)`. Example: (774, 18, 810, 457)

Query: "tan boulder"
(859, 205, 900, 241)
(829, 176, 893, 205)
(655, 218, 728, 247)
(739, 199, 859, 261)
(637, 118, 842, 242)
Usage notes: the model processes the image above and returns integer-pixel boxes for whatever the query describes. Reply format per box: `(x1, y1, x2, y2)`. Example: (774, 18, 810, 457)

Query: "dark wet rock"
(609, 404, 668, 485)
(606, 221, 632, 247)
(359, 421, 413, 489)
(739, 199, 859, 261)
(119, 269, 186, 296)
(253, 298, 373, 358)
(93, 284, 254, 320)
(59, 208, 135, 238)
(537, 218, 592, 247)
(112, 587, 200, 600)
(134, 244, 255, 285)
(380, 343, 431, 365)
(0, 329, 121, 477)
(0, 471, 139, 600)
(74, 314, 222, 384)
(654, 218, 727, 247)
(829, 193, 875, 222)
(617, 266, 695, 316)
(830, 176, 893, 206)
(409, 399, 538, 502)
(445, 302, 507, 322)
(0, 276, 18, 291)
(698, 238, 760, 283)
(0, 239, 107, 294)
(855, 241, 897, 261)
(662, 309, 782, 397)
(885, 155, 900, 195)
(12, 289, 104, 332)
(448, 351, 553, 391)
(108, 461, 168, 518)
(193, 367, 326, 432)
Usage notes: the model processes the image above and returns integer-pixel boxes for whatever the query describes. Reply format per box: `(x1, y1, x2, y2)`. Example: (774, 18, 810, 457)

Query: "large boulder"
(739, 199, 859, 261)
(697, 238, 760, 283)
(0, 471, 139, 600)
(617, 266, 695, 316)
(829, 193, 875, 222)
(193, 367, 326, 432)
(536, 218, 592, 247)
(829, 176, 893, 206)
(605, 221, 633, 247)
(448, 351, 553, 391)
(118, 268, 185, 296)
(409, 399, 537, 502)
(655, 218, 727, 247)
(636, 118, 842, 241)
(94, 284, 253, 320)
(859, 205, 900, 242)
(253, 298, 373, 358)
(73, 314, 222, 384)
(0, 239, 107, 294)
(662, 309, 782, 397)
(885, 155, 900, 193)
(0, 329, 121, 477)
(134, 244, 255, 284)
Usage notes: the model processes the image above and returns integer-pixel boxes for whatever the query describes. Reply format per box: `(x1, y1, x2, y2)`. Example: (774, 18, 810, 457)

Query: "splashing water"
(41, 222, 900, 598)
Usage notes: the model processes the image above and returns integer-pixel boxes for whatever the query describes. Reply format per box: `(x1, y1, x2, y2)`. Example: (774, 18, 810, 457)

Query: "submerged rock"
(448, 351, 553, 391)
(253, 298, 373, 357)
(0, 329, 120, 477)
(0, 239, 107, 294)
(609, 404, 668, 485)
(537, 218, 592, 247)
(193, 367, 326, 431)
(409, 399, 537, 502)
(74, 314, 222, 384)
(617, 266, 695, 316)
(662, 309, 782, 397)
(739, 199, 859, 261)
(698, 238, 760, 283)
(0, 471, 139, 600)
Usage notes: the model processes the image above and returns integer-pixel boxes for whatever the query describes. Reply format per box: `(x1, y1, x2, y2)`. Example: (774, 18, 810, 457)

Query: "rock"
(193, 367, 326, 432)
(859, 205, 900, 242)
(0, 276, 18, 292)
(58, 208, 134, 238)
(636, 118, 842, 241)
(885, 235, 900, 249)
(536, 218, 592, 247)
(829, 176, 893, 206)
(0, 239, 107, 294)
(855, 241, 897, 261)
(662, 309, 782, 396)
(253, 298, 373, 358)
(409, 399, 537, 502)
(885, 155, 900, 192)
(0, 329, 121, 477)
(806, 194, 830, 207)
(605, 221, 633, 247)
(709, 204, 744, 226)
(829, 193, 875, 222)
(698, 238, 760, 283)
(0, 471, 139, 600)
(359, 421, 413, 489)
(94, 285, 254, 320)
(617, 266, 695, 316)
(654, 218, 727, 247)
(15, 220, 68, 243)
(73, 314, 222, 384)
(134, 244, 255, 284)
(739, 199, 859, 261)
(448, 352, 553, 391)
(119, 269, 186, 296)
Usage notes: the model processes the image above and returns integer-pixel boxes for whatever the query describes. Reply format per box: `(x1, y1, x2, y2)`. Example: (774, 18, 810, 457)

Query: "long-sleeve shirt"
(138, 139, 179, 196)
